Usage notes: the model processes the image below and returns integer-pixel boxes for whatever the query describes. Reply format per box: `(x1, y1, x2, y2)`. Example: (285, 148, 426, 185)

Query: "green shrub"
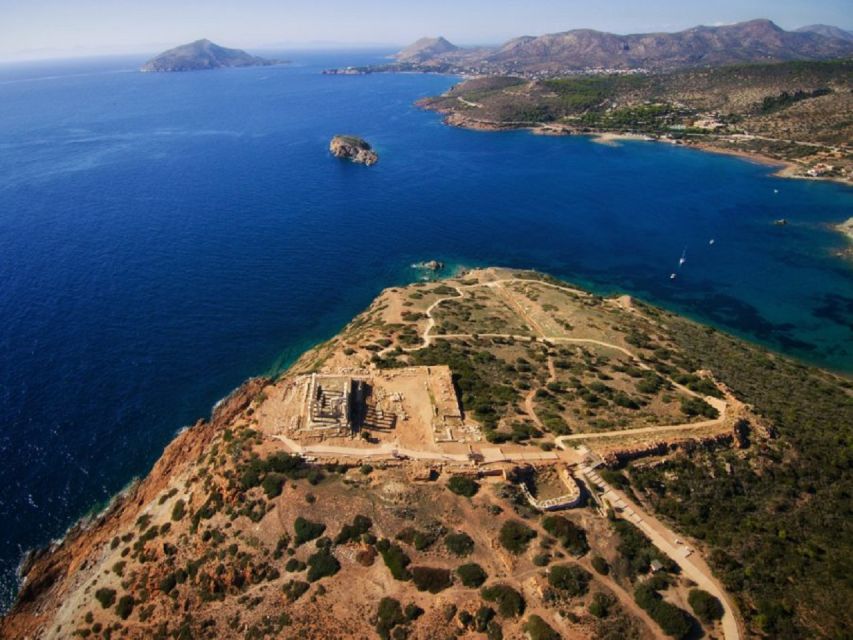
(541, 515, 588, 556)
(95, 588, 116, 609)
(522, 614, 560, 640)
(481, 584, 525, 617)
(498, 520, 536, 554)
(405, 603, 424, 621)
(445, 532, 474, 556)
(158, 573, 177, 593)
(610, 519, 672, 579)
(635, 584, 693, 639)
(591, 555, 610, 575)
(457, 562, 487, 588)
(294, 517, 326, 545)
(547, 564, 591, 597)
(411, 566, 453, 593)
(688, 589, 724, 623)
(115, 595, 135, 620)
(680, 396, 719, 419)
(532, 552, 551, 567)
(171, 499, 185, 521)
(396, 526, 441, 551)
(336, 515, 373, 544)
(375, 597, 406, 640)
(378, 541, 412, 581)
(261, 472, 285, 498)
(474, 606, 496, 632)
(589, 592, 614, 618)
(306, 549, 340, 582)
(448, 475, 479, 497)
(285, 558, 306, 572)
(282, 580, 310, 602)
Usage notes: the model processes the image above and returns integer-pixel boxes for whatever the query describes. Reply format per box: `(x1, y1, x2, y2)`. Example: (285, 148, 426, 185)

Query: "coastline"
(432, 110, 851, 188)
(834, 217, 853, 260)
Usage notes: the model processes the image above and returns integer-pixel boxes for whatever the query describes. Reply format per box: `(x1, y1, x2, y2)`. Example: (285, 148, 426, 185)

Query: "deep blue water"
(0, 50, 851, 608)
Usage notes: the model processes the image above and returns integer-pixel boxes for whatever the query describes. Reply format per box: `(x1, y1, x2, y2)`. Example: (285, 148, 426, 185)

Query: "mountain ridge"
(393, 19, 853, 73)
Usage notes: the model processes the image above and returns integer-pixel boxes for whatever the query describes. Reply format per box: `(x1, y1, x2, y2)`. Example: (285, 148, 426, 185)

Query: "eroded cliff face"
(1, 377, 268, 640)
(329, 135, 378, 166)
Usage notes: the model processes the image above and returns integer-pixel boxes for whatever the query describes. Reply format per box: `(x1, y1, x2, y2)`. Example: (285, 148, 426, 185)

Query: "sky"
(1, 0, 851, 61)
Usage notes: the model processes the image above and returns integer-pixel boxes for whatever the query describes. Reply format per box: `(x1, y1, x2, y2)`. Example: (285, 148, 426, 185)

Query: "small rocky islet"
(329, 135, 379, 166)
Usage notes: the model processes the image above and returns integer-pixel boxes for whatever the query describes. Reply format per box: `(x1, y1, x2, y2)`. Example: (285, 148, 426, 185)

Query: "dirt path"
(554, 416, 725, 443)
(392, 277, 730, 444)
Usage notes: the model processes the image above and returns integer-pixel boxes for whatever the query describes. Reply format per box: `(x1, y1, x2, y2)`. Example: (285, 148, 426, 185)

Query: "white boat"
(709, 239, 715, 245)
(670, 273, 677, 280)
(678, 248, 687, 266)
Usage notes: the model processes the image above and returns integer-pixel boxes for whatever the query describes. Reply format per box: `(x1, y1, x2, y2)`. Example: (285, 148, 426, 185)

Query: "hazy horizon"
(1, 0, 851, 62)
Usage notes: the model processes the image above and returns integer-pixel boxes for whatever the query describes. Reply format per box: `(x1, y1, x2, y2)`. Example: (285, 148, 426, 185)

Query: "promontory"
(1, 267, 851, 639)
(330, 135, 379, 166)
(141, 39, 280, 73)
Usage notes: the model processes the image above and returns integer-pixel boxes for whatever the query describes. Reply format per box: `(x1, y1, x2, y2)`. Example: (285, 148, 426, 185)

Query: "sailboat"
(678, 248, 687, 267)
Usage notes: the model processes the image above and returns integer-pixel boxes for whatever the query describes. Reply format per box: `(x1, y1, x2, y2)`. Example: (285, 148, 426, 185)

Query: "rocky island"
(141, 39, 280, 73)
(330, 135, 379, 166)
(1, 267, 851, 639)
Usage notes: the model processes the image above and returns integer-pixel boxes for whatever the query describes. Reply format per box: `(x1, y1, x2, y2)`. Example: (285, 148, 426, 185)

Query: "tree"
(591, 555, 610, 575)
(115, 595, 135, 620)
(261, 472, 285, 498)
(498, 520, 536, 554)
(411, 566, 452, 593)
(481, 584, 525, 617)
(293, 517, 326, 545)
(448, 475, 479, 497)
(522, 614, 560, 640)
(547, 564, 591, 597)
(457, 563, 487, 588)
(688, 589, 724, 623)
(95, 588, 116, 609)
(171, 498, 185, 521)
(445, 532, 475, 556)
(541, 515, 589, 556)
(306, 549, 340, 582)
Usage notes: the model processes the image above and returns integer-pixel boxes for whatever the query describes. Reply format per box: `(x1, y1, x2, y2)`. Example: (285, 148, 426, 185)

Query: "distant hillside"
(141, 39, 279, 72)
(393, 19, 853, 74)
(796, 24, 853, 42)
(393, 36, 459, 62)
(419, 59, 853, 182)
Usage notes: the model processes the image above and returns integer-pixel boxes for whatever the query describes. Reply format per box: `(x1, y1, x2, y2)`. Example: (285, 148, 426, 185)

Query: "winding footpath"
(405, 277, 731, 442)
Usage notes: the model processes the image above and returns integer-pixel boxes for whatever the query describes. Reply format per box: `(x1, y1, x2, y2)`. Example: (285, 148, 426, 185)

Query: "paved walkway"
(574, 461, 742, 640)
(274, 435, 558, 465)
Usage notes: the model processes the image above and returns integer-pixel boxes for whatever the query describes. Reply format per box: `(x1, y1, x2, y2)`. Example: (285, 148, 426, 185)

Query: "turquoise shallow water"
(0, 50, 851, 607)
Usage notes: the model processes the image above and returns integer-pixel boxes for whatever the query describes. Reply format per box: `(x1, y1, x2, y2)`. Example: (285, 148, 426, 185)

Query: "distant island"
(329, 135, 378, 166)
(141, 39, 281, 72)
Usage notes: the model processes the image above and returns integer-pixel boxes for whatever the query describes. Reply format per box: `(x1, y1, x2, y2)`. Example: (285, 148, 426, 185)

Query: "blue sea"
(0, 50, 851, 608)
